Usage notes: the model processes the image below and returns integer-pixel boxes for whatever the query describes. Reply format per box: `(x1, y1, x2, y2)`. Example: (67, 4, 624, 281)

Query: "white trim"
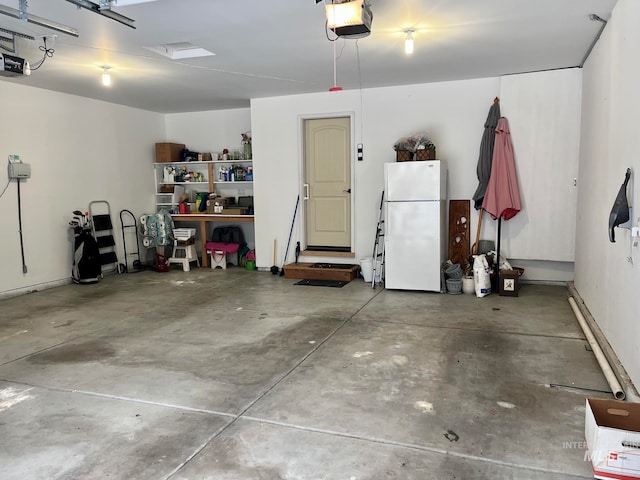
(298, 111, 356, 253)
(0, 278, 72, 299)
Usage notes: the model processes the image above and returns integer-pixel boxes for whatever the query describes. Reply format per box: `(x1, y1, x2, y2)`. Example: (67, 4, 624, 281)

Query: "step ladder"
(371, 191, 385, 288)
(89, 200, 121, 275)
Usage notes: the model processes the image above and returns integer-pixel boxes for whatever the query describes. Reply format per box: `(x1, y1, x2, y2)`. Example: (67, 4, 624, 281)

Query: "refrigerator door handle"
(303, 184, 310, 200)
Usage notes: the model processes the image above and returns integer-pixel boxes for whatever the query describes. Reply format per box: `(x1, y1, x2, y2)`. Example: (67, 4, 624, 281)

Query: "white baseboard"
(0, 278, 72, 300)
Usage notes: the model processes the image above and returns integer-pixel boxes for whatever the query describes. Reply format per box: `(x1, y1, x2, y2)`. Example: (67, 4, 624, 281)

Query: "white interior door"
(304, 117, 351, 250)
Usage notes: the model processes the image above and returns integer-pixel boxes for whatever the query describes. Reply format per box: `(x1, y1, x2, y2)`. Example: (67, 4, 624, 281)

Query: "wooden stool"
(168, 238, 200, 272)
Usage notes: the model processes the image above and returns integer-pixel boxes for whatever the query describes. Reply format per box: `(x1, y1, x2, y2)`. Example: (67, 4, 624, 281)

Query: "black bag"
(72, 228, 101, 284)
(212, 226, 245, 245)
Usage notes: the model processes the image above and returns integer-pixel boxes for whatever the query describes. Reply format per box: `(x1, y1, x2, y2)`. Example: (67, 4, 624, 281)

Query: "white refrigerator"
(384, 160, 447, 291)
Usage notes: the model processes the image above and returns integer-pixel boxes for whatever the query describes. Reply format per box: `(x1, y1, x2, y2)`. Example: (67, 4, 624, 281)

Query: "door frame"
(297, 112, 356, 253)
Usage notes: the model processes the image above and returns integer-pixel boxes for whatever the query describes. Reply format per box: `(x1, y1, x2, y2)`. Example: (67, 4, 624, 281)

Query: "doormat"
(310, 263, 358, 270)
(294, 279, 348, 288)
(305, 246, 351, 252)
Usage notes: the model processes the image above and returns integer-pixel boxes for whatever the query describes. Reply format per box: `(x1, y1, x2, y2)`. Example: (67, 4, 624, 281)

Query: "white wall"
(575, 0, 640, 386)
(499, 69, 582, 262)
(165, 109, 251, 153)
(1, 71, 583, 296)
(250, 75, 578, 282)
(0, 83, 164, 297)
(251, 79, 499, 269)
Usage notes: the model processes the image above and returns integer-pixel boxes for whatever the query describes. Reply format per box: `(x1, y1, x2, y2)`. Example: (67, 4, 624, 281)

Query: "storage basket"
(396, 150, 414, 162)
(173, 228, 196, 241)
(160, 185, 175, 193)
(416, 148, 436, 161)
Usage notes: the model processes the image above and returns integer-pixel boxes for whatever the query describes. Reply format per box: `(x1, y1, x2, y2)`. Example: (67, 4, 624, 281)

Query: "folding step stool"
(168, 236, 200, 272)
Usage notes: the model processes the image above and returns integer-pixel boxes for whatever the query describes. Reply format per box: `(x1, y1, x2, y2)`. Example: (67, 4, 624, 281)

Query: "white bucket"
(462, 275, 475, 294)
(360, 258, 373, 282)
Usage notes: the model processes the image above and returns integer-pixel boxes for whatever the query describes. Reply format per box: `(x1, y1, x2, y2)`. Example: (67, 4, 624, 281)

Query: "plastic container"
(446, 278, 463, 294)
(445, 263, 462, 279)
(360, 258, 373, 282)
(245, 260, 256, 271)
(478, 240, 495, 254)
(462, 275, 475, 294)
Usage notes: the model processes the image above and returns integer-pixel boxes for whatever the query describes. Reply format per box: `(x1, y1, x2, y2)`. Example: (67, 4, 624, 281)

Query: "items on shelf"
(242, 131, 252, 160)
(217, 164, 252, 182)
(164, 166, 205, 183)
(153, 141, 253, 214)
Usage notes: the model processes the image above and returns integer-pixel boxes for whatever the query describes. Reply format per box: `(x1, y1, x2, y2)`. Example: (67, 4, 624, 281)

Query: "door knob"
(343, 188, 351, 194)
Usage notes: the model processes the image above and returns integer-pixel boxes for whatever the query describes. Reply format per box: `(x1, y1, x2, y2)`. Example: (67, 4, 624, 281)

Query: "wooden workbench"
(171, 214, 254, 268)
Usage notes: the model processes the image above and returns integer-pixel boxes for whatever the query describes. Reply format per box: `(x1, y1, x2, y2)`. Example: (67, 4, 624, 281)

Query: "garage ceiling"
(0, 0, 617, 113)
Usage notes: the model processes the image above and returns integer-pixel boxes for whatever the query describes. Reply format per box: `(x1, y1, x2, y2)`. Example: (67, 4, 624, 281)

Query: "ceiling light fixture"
(404, 29, 414, 55)
(101, 66, 111, 86)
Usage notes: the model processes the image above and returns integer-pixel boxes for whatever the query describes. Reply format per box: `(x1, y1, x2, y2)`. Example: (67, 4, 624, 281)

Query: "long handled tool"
(270, 238, 279, 275)
(280, 195, 300, 276)
(472, 208, 485, 255)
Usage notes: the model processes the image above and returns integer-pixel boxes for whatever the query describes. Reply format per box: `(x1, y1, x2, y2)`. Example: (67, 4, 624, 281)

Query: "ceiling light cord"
(333, 34, 337, 87)
(30, 37, 55, 71)
(356, 39, 364, 141)
(324, 19, 338, 42)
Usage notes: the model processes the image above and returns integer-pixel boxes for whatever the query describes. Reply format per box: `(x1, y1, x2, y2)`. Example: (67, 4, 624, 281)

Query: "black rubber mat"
(294, 279, 348, 288)
(310, 263, 358, 269)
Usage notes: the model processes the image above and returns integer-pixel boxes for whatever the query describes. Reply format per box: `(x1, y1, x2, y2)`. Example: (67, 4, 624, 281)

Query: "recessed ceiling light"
(145, 42, 216, 60)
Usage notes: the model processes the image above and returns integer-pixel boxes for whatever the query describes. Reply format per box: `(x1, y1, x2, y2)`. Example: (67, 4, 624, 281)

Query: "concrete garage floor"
(0, 269, 610, 479)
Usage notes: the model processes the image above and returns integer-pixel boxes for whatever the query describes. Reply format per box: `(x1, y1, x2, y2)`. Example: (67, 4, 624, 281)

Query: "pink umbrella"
(482, 117, 521, 292)
(482, 117, 521, 220)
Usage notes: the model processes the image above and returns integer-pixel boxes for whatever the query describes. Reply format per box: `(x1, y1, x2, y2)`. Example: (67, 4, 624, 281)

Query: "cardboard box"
(585, 398, 640, 479)
(220, 208, 248, 215)
(206, 197, 230, 213)
(155, 142, 185, 163)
